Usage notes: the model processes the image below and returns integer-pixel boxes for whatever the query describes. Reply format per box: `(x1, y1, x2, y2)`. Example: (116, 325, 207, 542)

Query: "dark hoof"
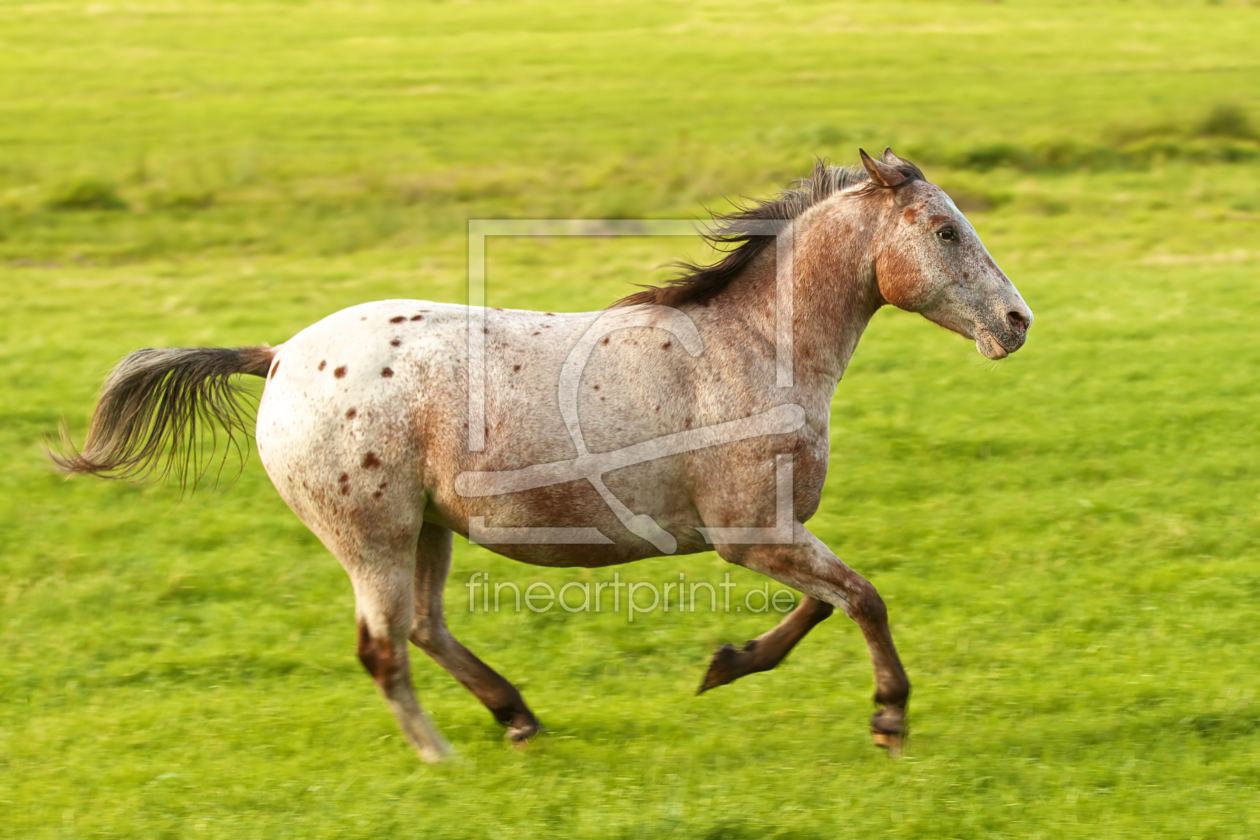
(871, 709, 906, 758)
(698, 643, 742, 694)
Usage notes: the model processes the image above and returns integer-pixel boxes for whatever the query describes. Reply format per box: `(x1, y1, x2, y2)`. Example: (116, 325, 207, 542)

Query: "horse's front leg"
(716, 523, 910, 755)
(698, 596, 834, 693)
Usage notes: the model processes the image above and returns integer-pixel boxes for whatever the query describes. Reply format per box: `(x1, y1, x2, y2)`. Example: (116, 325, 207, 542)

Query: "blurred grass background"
(2, 1, 1259, 837)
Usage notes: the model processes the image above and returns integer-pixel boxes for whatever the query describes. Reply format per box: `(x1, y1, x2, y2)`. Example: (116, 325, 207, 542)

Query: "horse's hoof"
(870, 707, 906, 757)
(506, 717, 541, 744)
(698, 643, 741, 694)
(871, 730, 903, 757)
(419, 744, 456, 764)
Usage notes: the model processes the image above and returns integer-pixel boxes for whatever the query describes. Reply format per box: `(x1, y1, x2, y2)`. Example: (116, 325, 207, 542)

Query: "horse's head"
(863, 148, 1032, 360)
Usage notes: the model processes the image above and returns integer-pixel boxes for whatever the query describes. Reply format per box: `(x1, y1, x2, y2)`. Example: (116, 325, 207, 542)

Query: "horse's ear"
(882, 146, 911, 167)
(859, 148, 908, 188)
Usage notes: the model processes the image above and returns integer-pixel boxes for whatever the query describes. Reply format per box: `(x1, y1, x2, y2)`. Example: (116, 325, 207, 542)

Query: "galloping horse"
(56, 149, 1032, 761)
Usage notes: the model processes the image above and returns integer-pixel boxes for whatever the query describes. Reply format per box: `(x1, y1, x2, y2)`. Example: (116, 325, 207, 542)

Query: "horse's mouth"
(975, 330, 1020, 360)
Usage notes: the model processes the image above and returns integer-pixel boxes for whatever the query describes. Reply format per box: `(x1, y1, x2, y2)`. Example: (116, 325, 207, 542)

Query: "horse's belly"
(427, 452, 711, 564)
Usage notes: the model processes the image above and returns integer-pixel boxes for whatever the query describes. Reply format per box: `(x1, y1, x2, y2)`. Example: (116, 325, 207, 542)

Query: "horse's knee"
(848, 579, 888, 627)
(357, 621, 401, 689)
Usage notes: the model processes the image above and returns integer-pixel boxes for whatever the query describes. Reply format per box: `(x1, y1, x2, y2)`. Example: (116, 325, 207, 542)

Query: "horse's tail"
(51, 345, 276, 488)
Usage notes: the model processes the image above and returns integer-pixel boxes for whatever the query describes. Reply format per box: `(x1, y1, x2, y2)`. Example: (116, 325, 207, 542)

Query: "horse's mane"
(615, 157, 925, 309)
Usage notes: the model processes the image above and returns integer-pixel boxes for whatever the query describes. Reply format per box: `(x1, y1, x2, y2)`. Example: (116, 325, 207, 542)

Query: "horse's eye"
(936, 227, 957, 242)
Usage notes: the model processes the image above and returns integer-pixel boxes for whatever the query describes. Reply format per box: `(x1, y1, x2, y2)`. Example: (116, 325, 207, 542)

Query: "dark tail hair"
(52, 346, 275, 488)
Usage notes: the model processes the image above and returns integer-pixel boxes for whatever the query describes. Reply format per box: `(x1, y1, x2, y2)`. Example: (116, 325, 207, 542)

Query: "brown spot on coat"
(362, 452, 382, 469)
(334, 366, 347, 378)
(513, 364, 521, 372)
(662, 341, 672, 350)
(318, 360, 326, 371)
(593, 384, 600, 391)
(345, 408, 357, 419)
(373, 490, 384, 499)
(410, 315, 423, 321)
(390, 338, 401, 347)
(390, 316, 406, 323)
(601, 337, 609, 345)
(381, 367, 394, 378)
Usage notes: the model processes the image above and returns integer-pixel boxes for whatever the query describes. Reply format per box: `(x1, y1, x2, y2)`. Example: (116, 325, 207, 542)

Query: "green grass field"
(3, 1, 1260, 836)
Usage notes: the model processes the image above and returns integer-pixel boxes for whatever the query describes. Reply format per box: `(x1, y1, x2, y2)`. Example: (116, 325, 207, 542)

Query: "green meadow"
(3, 1, 1260, 836)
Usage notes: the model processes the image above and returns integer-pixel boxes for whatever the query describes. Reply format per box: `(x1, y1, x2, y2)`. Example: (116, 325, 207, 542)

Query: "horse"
(54, 148, 1033, 761)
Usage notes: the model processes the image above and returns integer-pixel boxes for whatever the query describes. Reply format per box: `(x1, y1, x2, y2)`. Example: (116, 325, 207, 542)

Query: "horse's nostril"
(1007, 311, 1029, 333)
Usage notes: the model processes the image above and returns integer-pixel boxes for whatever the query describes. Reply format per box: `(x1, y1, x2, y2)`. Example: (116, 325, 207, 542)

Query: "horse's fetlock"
(875, 677, 910, 710)
(871, 706, 906, 735)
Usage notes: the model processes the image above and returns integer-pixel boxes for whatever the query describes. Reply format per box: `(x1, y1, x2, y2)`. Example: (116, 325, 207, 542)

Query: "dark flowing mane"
(616, 157, 924, 309)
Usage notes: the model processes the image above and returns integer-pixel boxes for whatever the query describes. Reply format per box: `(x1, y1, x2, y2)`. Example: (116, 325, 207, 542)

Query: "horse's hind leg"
(698, 596, 834, 693)
(410, 522, 540, 743)
(346, 539, 452, 763)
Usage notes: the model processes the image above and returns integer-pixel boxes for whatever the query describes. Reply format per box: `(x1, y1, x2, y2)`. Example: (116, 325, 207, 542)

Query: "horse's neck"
(702, 219, 883, 392)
